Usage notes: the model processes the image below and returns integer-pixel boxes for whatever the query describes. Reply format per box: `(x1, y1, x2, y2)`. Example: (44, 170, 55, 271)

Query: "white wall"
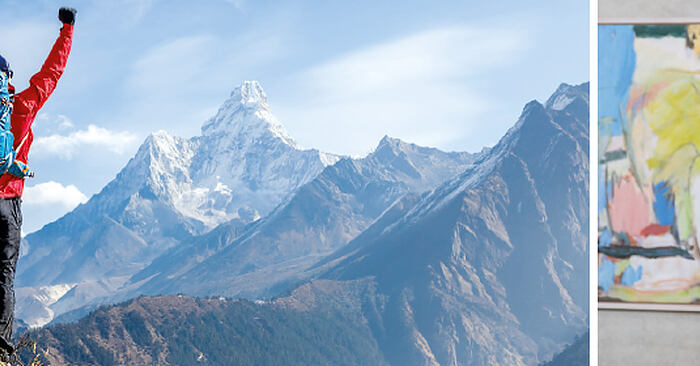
(600, 0, 700, 22)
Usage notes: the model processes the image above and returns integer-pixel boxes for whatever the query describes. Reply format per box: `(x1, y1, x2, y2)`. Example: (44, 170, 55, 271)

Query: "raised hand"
(58, 7, 77, 25)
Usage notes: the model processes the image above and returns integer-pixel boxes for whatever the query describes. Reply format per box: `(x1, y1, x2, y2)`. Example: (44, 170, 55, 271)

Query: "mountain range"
(17, 81, 338, 326)
(305, 83, 590, 364)
(15, 81, 589, 365)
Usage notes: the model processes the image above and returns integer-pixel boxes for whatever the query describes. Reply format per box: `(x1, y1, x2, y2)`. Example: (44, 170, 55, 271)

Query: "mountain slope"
(541, 332, 589, 366)
(22, 295, 388, 366)
(16, 81, 338, 327)
(303, 82, 590, 365)
(19, 82, 588, 366)
(122, 136, 477, 299)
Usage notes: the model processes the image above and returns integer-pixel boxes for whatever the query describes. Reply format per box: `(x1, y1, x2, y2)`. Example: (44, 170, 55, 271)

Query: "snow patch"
(16, 283, 76, 328)
(214, 181, 232, 195)
(319, 151, 342, 167)
(548, 94, 575, 111)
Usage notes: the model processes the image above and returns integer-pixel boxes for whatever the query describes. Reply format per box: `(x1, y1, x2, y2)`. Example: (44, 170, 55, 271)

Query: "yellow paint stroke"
(645, 78, 700, 240)
(607, 283, 700, 303)
(645, 80, 700, 170)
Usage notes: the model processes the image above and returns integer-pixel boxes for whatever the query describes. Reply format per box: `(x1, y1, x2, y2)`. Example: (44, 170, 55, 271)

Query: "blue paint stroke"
(598, 26, 637, 231)
(653, 181, 675, 226)
(598, 25, 636, 137)
(599, 165, 608, 209)
(614, 231, 631, 246)
(599, 256, 616, 293)
(599, 228, 613, 247)
(621, 264, 643, 286)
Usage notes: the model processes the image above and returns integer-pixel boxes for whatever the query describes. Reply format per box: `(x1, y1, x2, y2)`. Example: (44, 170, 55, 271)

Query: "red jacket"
(0, 25, 73, 198)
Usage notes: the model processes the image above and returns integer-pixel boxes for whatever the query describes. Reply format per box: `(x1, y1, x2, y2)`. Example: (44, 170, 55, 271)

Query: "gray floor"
(599, 310, 700, 365)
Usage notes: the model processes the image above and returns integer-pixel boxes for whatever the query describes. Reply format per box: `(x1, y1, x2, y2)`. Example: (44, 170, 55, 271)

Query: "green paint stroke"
(606, 283, 700, 303)
(599, 149, 627, 164)
(678, 191, 694, 240)
(615, 259, 631, 277)
(634, 25, 686, 38)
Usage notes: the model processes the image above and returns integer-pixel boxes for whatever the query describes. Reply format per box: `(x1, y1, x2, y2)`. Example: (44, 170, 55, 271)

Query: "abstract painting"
(599, 24, 700, 304)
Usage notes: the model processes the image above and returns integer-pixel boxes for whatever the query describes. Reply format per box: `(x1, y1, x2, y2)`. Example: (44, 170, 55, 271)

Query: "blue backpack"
(0, 71, 33, 178)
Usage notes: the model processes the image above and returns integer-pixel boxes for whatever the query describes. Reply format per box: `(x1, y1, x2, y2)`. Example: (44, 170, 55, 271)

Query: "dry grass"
(0, 335, 50, 366)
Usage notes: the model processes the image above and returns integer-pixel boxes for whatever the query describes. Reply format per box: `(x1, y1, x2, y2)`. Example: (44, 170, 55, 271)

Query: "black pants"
(0, 198, 21, 343)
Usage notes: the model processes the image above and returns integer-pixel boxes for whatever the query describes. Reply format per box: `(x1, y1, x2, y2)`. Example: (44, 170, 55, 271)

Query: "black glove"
(58, 7, 77, 25)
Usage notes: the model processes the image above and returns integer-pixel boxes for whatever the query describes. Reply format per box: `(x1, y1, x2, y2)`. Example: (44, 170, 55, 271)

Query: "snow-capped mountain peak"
(144, 130, 187, 157)
(372, 135, 406, 156)
(545, 82, 589, 111)
(230, 80, 269, 109)
(201, 80, 296, 147)
(373, 135, 411, 152)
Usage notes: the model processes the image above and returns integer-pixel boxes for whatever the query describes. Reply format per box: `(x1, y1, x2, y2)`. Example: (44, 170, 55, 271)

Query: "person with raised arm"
(0, 7, 76, 359)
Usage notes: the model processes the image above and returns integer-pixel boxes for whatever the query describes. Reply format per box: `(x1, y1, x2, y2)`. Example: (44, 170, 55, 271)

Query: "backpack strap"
(0, 98, 9, 122)
(1, 151, 13, 175)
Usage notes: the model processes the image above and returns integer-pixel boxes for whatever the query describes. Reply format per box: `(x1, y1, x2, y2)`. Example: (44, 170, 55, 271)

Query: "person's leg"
(0, 197, 21, 352)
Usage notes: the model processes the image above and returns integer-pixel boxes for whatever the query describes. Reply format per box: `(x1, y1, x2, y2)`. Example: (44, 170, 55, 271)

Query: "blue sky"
(2, 0, 588, 233)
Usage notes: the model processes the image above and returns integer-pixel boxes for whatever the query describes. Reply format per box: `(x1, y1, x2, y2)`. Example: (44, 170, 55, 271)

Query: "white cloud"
(126, 35, 217, 93)
(276, 25, 531, 155)
(121, 31, 288, 138)
(32, 125, 138, 159)
(56, 115, 75, 130)
(126, 31, 286, 96)
(23, 181, 88, 208)
(301, 26, 527, 94)
(35, 114, 74, 133)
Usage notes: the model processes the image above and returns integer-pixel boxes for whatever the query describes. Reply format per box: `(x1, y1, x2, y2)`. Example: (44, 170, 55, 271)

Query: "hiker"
(0, 7, 76, 357)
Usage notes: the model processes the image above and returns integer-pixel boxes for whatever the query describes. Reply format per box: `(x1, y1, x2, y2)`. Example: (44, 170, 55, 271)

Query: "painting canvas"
(599, 24, 700, 305)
